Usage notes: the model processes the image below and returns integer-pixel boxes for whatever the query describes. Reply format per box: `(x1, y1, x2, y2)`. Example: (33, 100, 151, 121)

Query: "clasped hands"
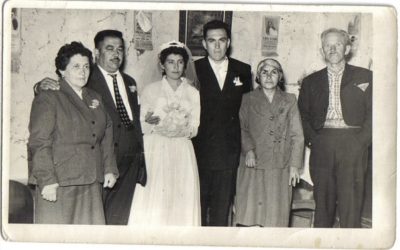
(245, 149, 300, 187)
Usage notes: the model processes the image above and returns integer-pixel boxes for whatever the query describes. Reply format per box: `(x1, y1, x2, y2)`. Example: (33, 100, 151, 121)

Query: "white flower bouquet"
(153, 102, 192, 137)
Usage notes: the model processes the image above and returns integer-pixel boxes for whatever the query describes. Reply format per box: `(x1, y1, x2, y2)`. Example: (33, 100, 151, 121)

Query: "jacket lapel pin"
(89, 99, 100, 109)
(129, 85, 137, 93)
(356, 82, 369, 92)
(233, 77, 243, 86)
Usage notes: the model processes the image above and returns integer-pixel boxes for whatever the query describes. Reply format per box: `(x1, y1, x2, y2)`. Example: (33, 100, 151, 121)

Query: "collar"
(97, 64, 121, 78)
(327, 63, 345, 76)
(208, 56, 228, 69)
(161, 76, 187, 92)
(59, 78, 86, 100)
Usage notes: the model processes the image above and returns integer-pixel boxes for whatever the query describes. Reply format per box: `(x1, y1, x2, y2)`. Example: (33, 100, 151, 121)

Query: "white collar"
(208, 56, 228, 69)
(162, 76, 187, 91)
(97, 64, 121, 78)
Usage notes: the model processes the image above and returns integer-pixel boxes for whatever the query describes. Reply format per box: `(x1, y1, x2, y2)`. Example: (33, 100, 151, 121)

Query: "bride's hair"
(159, 46, 189, 70)
(158, 40, 200, 89)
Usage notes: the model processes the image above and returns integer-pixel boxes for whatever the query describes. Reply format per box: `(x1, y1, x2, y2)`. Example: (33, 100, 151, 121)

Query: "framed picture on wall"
(179, 10, 233, 56)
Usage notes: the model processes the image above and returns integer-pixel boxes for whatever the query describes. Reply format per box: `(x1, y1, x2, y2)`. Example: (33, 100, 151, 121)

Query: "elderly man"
(298, 28, 372, 228)
(35, 30, 147, 225)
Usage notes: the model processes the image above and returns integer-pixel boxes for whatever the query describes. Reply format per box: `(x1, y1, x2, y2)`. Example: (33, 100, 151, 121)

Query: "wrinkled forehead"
(322, 31, 346, 44)
(258, 59, 281, 72)
(100, 36, 124, 47)
(205, 28, 228, 39)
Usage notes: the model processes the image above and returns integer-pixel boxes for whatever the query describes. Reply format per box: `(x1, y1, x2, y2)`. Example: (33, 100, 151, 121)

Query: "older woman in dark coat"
(234, 58, 304, 227)
(28, 42, 118, 224)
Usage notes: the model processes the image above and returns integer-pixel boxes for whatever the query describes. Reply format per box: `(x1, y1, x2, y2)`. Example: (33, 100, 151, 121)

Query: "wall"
(8, 8, 372, 183)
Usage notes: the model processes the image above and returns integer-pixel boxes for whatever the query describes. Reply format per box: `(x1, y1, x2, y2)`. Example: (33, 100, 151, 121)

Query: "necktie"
(109, 74, 133, 128)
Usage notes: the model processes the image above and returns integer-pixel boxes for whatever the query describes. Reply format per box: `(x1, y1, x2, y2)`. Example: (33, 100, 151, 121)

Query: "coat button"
(269, 116, 274, 120)
(114, 143, 118, 147)
(92, 134, 96, 137)
(117, 124, 121, 128)
(92, 121, 95, 124)
(269, 130, 274, 135)
(91, 146, 95, 149)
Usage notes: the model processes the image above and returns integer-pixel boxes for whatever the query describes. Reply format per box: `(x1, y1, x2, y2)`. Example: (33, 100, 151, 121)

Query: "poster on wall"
(261, 16, 280, 57)
(179, 10, 232, 56)
(134, 11, 153, 52)
(11, 8, 21, 73)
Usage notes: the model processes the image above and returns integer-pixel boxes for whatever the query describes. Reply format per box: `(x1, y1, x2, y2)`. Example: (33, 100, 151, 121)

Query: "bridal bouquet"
(153, 102, 191, 137)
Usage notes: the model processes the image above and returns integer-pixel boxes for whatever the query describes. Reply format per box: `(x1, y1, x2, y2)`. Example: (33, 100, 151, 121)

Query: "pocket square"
(356, 82, 369, 92)
(233, 77, 243, 86)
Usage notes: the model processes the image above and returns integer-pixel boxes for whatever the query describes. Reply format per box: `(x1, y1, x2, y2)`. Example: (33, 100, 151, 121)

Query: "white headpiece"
(159, 40, 186, 53)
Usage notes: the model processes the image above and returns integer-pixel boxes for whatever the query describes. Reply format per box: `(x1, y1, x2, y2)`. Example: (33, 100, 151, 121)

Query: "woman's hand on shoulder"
(41, 183, 59, 202)
(245, 150, 257, 168)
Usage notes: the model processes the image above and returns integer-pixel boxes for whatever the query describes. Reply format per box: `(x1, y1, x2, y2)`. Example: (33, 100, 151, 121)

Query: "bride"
(128, 41, 201, 226)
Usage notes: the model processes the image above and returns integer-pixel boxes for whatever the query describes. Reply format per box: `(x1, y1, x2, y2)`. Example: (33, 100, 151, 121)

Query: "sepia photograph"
(1, 0, 397, 249)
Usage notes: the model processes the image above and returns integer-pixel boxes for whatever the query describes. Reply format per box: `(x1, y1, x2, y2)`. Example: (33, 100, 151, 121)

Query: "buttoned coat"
(192, 57, 252, 171)
(86, 65, 146, 225)
(298, 63, 372, 148)
(28, 79, 118, 189)
(87, 65, 146, 179)
(239, 87, 304, 170)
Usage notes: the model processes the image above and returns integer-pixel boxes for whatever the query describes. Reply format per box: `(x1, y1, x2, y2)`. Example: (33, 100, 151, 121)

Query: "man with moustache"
(35, 30, 147, 225)
(298, 28, 372, 228)
(192, 20, 252, 226)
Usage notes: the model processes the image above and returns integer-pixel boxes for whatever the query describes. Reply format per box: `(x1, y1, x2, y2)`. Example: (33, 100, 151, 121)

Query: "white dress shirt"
(208, 56, 229, 90)
(97, 65, 133, 121)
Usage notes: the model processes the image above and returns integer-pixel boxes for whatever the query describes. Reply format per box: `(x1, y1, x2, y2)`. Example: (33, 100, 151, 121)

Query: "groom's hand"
(145, 111, 160, 125)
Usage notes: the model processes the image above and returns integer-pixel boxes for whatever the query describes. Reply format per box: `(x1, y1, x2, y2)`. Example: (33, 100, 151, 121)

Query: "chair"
(290, 179, 315, 227)
(9, 180, 34, 223)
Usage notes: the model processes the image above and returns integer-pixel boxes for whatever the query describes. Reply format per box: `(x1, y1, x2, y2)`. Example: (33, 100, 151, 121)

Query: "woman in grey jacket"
(234, 58, 304, 227)
(28, 42, 118, 224)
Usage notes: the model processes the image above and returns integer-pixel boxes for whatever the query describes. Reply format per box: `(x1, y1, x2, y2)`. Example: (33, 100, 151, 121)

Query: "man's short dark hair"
(203, 20, 231, 39)
(94, 29, 124, 49)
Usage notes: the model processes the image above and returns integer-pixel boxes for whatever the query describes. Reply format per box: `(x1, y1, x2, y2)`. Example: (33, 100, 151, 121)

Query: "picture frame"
(179, 10, 233, 56)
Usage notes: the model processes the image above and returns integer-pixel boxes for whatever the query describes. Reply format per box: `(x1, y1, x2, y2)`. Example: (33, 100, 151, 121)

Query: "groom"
(192, 20, 252, 226)
(34, 30, 147, 225)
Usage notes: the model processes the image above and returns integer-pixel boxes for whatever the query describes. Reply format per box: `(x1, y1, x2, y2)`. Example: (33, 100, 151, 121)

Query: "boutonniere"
(233, 77, 243, 86)
(89, 99, 100, 109)
(356, 82, 369, 92)
(128, 85, 137, 93)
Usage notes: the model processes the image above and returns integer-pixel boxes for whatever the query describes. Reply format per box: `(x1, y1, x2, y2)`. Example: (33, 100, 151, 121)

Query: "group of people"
(28, 19, 372, 228)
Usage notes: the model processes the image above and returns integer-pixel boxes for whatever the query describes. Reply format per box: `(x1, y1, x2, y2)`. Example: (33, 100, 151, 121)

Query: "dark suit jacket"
(192, 57, 252, 171)
(298, 63, 372, 148)
(87, 65, 146, 182)
(28, 79, 118, 189)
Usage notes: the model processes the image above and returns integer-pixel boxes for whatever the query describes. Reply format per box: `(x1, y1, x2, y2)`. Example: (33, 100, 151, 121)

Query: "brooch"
(89, 99, 100, 109)
(129, 85, 137, 93)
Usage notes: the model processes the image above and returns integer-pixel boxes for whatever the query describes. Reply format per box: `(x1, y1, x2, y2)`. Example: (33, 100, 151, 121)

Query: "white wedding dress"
(128, 77, 201, 226)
